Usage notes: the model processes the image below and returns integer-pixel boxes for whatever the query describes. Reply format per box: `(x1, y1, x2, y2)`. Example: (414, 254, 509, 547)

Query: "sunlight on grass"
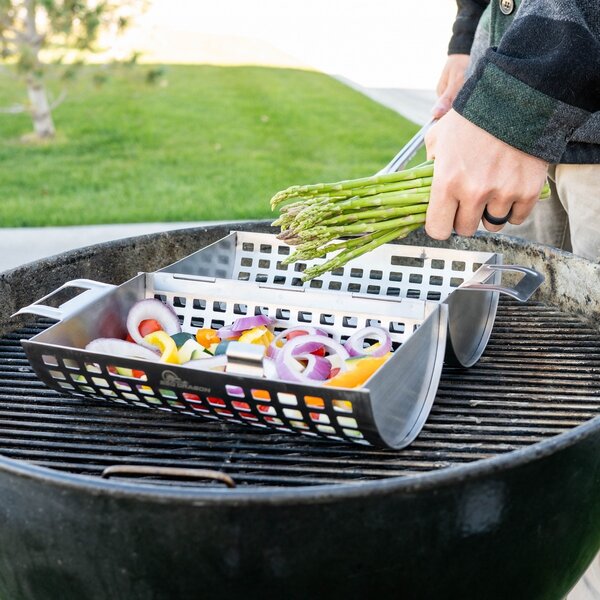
(0, 65, 417, 226)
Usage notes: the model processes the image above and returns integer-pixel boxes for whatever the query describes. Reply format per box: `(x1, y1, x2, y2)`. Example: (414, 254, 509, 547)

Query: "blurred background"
(108, 0, 455, 89)
(0, 0, 455, 231)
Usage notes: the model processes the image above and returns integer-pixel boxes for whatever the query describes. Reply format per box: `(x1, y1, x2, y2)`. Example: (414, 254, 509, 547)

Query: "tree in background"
(0, 0, 145, 139)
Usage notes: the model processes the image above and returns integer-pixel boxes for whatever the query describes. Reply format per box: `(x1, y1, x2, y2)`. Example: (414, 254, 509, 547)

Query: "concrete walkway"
(0, 222, 222, 272)
(337, 77, 436, 125)
(0, 85, 432, 273)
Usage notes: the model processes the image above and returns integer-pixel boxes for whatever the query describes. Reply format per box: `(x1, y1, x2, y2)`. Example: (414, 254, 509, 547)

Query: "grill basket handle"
(12, 279, 115, 321)
(459, 264, 545, 302)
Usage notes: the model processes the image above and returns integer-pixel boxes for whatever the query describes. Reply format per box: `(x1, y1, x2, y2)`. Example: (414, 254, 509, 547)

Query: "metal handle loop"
(459, 264, 545, 302)
(12, 279, 115, 321)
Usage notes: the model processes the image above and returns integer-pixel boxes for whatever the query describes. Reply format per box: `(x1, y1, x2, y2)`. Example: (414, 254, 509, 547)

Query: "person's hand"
(424, 109, 549, 239)
(432, 54, 470, 119)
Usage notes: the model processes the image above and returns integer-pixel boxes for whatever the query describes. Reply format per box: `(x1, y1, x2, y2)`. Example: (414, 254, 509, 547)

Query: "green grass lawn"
(0, 64, 417, 226)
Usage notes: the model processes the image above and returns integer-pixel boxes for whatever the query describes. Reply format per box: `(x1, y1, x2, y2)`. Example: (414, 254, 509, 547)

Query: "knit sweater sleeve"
(453, 0, 600, 163)
(448, 0, 491, 55)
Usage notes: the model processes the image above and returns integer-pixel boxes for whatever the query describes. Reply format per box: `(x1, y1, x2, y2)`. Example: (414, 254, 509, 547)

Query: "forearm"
(453, 0, 600, 163)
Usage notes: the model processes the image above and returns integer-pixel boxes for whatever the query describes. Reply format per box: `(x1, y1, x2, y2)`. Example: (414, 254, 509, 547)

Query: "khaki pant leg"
(554, 164, 600, 262)
(483, 164, 600, 264)
(501, 191, 570, 250)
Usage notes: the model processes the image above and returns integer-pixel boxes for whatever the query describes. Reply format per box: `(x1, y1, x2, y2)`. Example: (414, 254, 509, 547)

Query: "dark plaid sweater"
(448, 0, 600, 164)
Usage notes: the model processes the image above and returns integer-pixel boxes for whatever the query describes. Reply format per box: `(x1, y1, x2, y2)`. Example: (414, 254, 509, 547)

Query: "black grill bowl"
(0, 221, 598, 600)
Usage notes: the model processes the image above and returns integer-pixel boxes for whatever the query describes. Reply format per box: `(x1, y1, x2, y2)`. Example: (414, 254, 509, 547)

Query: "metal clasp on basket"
(224, 342, 265, 377)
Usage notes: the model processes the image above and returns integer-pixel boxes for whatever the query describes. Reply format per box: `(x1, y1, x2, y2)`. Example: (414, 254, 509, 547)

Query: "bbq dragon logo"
(159, 370, 211, 394)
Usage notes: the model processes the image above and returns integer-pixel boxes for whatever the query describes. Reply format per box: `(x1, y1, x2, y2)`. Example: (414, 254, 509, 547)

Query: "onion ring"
(126, 299, 181, 350)
(344, 326, 391, 357)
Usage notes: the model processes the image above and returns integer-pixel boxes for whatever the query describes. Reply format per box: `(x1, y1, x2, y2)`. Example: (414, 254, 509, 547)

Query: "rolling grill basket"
(15, 231, 544, 449)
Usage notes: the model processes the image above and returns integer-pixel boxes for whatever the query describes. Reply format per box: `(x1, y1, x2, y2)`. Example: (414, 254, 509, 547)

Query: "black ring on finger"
(483, 206, 513, 226)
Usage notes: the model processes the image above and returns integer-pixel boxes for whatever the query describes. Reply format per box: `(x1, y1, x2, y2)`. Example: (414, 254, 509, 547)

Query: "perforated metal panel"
(32, 346, 369, 443)
(164, 231, 495, 303)
(151, 275, 429, 347)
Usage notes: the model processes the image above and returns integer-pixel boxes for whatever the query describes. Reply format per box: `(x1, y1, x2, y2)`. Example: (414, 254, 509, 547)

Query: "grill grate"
(1, 298, 599, 488)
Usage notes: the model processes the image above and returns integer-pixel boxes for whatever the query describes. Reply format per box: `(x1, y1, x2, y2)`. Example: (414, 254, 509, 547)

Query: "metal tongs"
(376, 117, 437, 176)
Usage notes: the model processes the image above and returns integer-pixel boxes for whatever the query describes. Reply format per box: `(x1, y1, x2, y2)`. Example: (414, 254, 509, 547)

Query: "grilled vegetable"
(195, 328, 221, 348)
(214, 341, 232, 356)
(184, 355, 227, 372)
(144, 330, 180, 364)
(216, 325, 241, 341)
(85, 338, 159, 361)
(171, 332, 196, 348)
(237, 325, 274, 349)
(231, 315, 273, 332)
(275, 335, 349, 384)
(92, 299, 393, 387)
(344, 326, 391, 357)
(177, 338, 208, 363)
(276, 352, 331, 383)
(138, 319, 163, 338)
(267, 326, 328, 358)
(325, 354, 391, 388)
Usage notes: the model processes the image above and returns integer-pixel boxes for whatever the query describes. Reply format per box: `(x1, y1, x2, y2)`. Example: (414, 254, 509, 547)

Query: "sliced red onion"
(183, 355, 227, 372)
(267, 326, 329, 358)
(126, 299, 181, 349)
(275, 335, 348, 384)
(86, 338, 160, 361)
(217, 325, 242, 341)
(304, 355, 331, 380)
(231, 314, 273, 332)
(275, 353, 331, 383)
(344, 326, 392, 358)
(326, 352, 349, 374)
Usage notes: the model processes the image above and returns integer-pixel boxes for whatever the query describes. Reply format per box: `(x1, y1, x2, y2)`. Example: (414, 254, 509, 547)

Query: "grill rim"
(1, 220, 599, 503)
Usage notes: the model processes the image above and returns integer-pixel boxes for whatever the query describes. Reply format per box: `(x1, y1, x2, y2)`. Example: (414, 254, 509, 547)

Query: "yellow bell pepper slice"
(325, 354, 391, 389)
(144, 330, 180, 364)
(237, 326, 274, 349)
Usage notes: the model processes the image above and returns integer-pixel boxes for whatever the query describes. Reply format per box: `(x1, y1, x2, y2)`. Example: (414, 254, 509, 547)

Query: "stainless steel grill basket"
(15, 231, 544, 449)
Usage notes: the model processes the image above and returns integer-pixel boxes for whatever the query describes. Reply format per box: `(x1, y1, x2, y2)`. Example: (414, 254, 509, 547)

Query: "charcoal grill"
(0, 221, 599, 600)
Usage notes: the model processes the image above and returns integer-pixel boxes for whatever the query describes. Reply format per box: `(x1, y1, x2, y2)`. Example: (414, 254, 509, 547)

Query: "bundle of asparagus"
(271, 161, 435, 281)
(271, 161, 550, 282)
